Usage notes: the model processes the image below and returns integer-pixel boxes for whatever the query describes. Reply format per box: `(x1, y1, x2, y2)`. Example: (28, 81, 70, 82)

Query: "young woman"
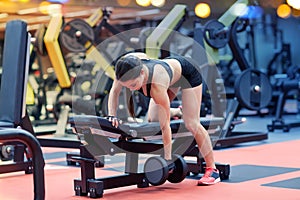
(107, 52, 220, 185)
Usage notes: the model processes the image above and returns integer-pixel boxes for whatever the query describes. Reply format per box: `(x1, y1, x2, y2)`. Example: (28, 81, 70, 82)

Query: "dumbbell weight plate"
(234, 69, 272, 110)
(203, 19, 230, 49)
(0, 145, 14, 161)
(144, 156, 169, 186)
(167, 154, 188, 183)
(60, 18, 95, 53)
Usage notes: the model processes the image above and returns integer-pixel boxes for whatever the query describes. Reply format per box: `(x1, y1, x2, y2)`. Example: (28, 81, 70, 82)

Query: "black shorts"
(166, 56, 203, 89)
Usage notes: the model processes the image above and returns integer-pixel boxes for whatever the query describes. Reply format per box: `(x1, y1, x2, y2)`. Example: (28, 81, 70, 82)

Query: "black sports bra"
(139, 59, 173, 97)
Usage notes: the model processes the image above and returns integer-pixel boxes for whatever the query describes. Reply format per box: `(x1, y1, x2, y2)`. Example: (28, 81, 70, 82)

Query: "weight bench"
(0, 20, 45, 200)
(68, 115, 230, 198)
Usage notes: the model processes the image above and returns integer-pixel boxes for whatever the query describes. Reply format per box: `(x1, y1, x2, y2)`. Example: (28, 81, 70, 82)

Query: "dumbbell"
(143, 154, 188, 186)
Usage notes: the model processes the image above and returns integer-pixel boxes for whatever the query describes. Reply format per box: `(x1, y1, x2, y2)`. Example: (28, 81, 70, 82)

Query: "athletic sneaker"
(197, 167, 220, 185)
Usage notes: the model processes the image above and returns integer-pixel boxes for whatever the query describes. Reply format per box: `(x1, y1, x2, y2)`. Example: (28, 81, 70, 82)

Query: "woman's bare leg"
(147, 87, 181, 122)
(147, 98, 159, 122)
(181, 84, 216, 169)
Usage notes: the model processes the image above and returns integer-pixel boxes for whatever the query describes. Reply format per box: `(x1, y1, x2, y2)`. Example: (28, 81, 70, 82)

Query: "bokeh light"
(277, 3, 292, 18)
(39, 1, 51, 14)
(117, 0, 131, 7)
(151, 0, 165, 7)
(194, 3, 211, 18)
(136, 0, 151, 7)
(287, 0, 300, 10)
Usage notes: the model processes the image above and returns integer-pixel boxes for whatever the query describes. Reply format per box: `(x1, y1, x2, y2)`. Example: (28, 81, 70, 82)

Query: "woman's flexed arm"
(107, 80, 123, 127)
(151, 84, 173, 160)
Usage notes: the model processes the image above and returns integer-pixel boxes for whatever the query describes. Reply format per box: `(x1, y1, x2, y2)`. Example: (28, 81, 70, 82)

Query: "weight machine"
(28, 13, 84, 148)
(60, 7, 140, 119)
(0, 20, 45, 200)
(267, 27, 292, 76)
(191, 0, 270, 148)
(219, 17, 270, 147)
(32, 9, 121, 146)
(267, 65, 300, 132)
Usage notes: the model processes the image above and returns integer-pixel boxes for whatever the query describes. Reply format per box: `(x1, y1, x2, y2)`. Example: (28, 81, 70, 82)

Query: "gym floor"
(1, 112, 300, 200)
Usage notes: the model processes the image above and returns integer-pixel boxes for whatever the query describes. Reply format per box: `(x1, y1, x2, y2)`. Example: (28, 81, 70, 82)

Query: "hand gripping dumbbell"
(143, 154, 188, 186)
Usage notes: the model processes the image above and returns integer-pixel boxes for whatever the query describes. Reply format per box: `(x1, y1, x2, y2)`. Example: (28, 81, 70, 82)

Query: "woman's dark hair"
(115, 55, 143, 82)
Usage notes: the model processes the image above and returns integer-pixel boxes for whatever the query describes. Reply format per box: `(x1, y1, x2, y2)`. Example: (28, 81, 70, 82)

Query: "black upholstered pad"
(0, 20, 29, 125)
(69, 115, 224, 139)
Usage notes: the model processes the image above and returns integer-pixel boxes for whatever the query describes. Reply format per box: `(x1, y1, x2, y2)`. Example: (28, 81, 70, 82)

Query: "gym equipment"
(36, 11, 108, 142)
(234, 69, 273, 110)
(44, 14, 71, 89)
(0, 21, 33, 133)
(85, 7, 136, 79)
(67, 115, 230, 198)
(0, 129, 45, 200)
(27, 24, 60, 124)
(0, 145, 13, 161)
(190, 0, 268, 147)
(229, 17, 272, 111)
(202, 0, 249, 65)
(60, 7, 140, 55)
(167, 154, 189, 183)
(145, 4, 187, 59)
(33, 23, 48, 56)
(19, 14, 82, 148)
(60, 18, 95, 53)
(191, 5, 270, 148)
(192, 0, 250, 116)
(42, 14, 90, 137)
(57, 8, 132, 121)
(267, 66, 300, 132)
(36, 8, 145, 142)
(207, 17, 270, 145)
(203, 19, 230, 49)
(60, 7, 137, 80)
(144, 154, 188, 186)
(0, 20, 45, 200)
(267, 28, 292, 76)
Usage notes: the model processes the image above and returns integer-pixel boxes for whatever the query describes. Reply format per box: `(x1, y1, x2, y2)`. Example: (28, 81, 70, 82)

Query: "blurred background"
(0, 0, 299, 133)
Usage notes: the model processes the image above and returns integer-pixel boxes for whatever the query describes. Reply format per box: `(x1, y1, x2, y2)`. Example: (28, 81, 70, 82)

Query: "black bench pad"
(69, 115, 224, 139)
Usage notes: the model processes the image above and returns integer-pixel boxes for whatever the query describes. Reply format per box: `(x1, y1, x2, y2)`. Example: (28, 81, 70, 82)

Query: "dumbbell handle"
(214, 27, 229, 37)
(282, 79, 300, 90)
